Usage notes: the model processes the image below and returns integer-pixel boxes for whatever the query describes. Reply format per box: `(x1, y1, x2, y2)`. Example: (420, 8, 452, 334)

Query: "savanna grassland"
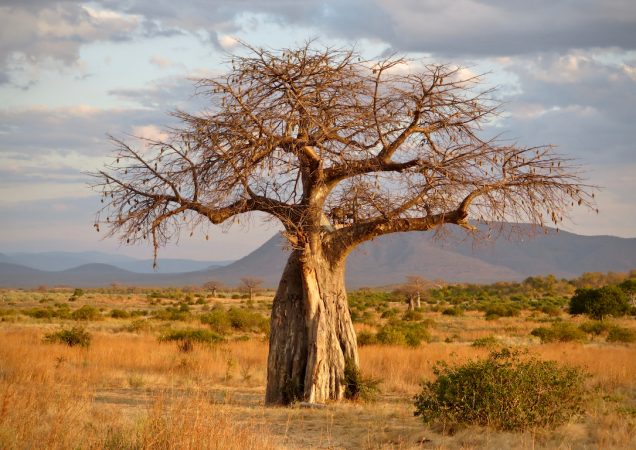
(1, 272, 636, 449)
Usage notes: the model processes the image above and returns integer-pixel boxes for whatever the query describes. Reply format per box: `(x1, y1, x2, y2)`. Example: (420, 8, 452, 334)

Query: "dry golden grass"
(1, 287, 636, 449)
(0, 328, 277, 450)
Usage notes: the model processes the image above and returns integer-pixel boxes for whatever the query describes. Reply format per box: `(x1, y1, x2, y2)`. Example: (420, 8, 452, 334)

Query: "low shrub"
(579, 320, 612, 336)
(402, 310, 424, 321)
(200, 308, 232, 334)
(376, 322, 430, 347)
(110, 309, 130, 319)
(531, 321, 587, 343)
(152, 307, 190, 321)
(72, 305, 102, 321)
(606, 326, 636, 343)
(159, 328, 224, 345)
(471, 335, 499, 348)
(227, 307, 269, 334)
(540, 305, 562, 317)
(126, 319, 150, 333)
(413, 349, 588, 432)
(483, 303, 520, 320)
(24, 307, 56, 319)
(380, 309, 398, 319)
(442, 307, 464, 316)
(43, 326, 92, 347)
(343, 359, 381, 401)
(356, 330, 378, 346)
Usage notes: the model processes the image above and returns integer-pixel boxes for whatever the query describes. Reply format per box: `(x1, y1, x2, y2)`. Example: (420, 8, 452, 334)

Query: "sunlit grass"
(1, 287, 635, 449)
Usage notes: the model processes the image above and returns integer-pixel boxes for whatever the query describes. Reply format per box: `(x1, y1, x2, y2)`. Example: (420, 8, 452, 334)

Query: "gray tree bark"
(265, 249, 358, 404)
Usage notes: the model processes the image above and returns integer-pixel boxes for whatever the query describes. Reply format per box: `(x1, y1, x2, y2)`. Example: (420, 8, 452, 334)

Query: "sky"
(0, 0, 635, 262)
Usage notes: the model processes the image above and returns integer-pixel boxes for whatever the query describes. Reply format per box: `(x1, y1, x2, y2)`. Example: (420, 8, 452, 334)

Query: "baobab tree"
(91, 43, 594, 404)
(240, 276, 263, 301)
(401, 275, 434, 310)
(203, 280, 224, 297)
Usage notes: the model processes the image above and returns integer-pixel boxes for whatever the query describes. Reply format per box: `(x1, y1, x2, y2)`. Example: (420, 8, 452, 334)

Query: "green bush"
(569, 286, 629, 320)
(402, 310, 424, 321)
(531, 321, 587, 343)
(227, 307, 269, 333)
(356, 330, 378, 346)
(471, 335, 499, 348)
(606, 326, 636, 343)
(483, 303, 520, 319)
(380, 308, 398, 319)
(200, 308, 232, 334)
(43, 326, 92, 347)
(579, 320, 611, 336)
(152, 307, 189, 321)
(376, 322, 430, 347)
(159, 328, 224, 345)
(343, 359, 381, 401)
(24, 307, 56, 319)
(442, 307, 464, 316)
(540, 305, 562, 317)
(413, 349, 588, 432)
(72, 305, 102, 321)
(110, 309, 130, 319)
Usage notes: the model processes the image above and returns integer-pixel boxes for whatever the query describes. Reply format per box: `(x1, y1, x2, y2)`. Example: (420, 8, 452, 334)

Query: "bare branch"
(91, 42, 595, 263)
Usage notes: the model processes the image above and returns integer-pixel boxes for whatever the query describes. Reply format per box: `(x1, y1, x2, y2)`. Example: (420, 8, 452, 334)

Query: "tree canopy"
(569, 286, 629, 320)
(92, 43, 593, 263)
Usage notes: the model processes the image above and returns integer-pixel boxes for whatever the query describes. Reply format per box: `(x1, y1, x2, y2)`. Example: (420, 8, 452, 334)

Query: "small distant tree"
(402, 275, 429, 309)
(203, 280, 224, 297)
(240, 277, 263, 301)
(619, 278, 636, 307)
(569, 286, 629, 320)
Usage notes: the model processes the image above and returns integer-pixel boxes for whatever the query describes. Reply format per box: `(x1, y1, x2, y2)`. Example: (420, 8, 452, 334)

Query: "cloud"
(0, 105, 166, 157)
(373, 0, 636, 56)
(498, 51, 636, 163)
(0, 1, 141, 83)
(0, 75, 206, 203)
(108, 74, 211, 110)
(217, 34, 239, 50)
(149, 55, 174, 69)
(4, 0, 634, 90)
(103, 0, 636, 56)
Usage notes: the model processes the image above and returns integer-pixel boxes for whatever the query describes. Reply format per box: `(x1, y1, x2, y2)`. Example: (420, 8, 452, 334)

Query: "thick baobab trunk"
(265, 249, 358, 405)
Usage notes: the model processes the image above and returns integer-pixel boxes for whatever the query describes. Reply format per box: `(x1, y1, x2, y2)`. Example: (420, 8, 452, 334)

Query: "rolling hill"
(1, 224, 635, 288)
(0, 251, 232, 273)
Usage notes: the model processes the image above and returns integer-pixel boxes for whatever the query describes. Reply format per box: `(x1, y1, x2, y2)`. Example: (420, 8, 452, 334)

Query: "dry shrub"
(43, 326, 92, 347)
(414, 349, 588, 432)
(606, 326, 636, 343)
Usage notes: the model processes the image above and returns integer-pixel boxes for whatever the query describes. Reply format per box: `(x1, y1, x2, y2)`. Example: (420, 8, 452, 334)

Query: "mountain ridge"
(1, 224, 635, 288)
(1, 250, 233, 273)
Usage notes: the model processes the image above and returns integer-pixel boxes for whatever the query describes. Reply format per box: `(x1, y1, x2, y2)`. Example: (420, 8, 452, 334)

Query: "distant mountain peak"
(1, 226, 634, 288)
